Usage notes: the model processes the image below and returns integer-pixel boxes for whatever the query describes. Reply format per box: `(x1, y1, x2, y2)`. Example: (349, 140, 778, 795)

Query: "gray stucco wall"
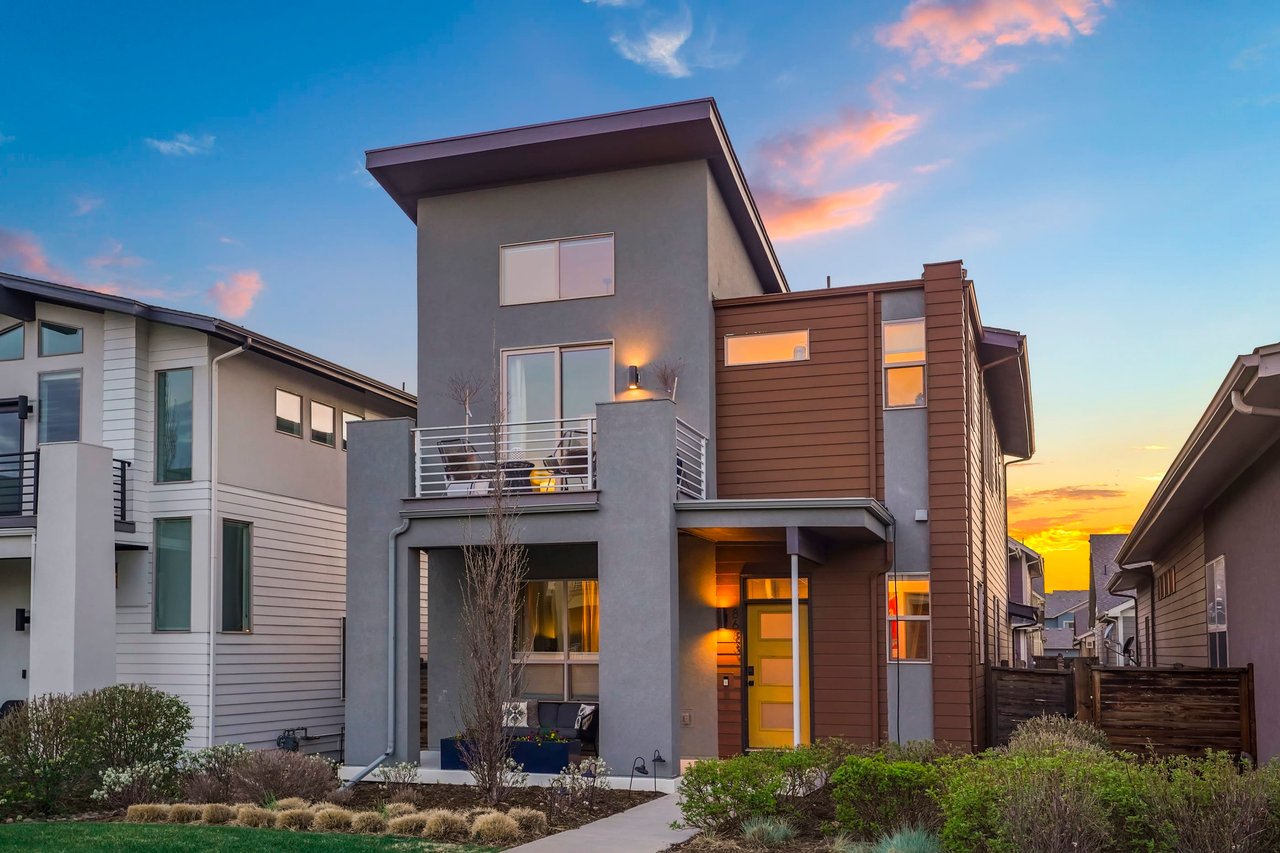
(880, 287, 933, 742)
(677, 533, 718, 760)
(1204, 436, 1280, 761)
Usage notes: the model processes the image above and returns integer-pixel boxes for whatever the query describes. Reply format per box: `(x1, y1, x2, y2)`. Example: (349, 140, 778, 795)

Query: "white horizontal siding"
(213, 484, 346, 755)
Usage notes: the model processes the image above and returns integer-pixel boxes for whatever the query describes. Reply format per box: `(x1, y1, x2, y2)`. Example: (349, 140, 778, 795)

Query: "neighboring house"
(1111, 341, 1280, 760)
(0, 273, 415, 752)
(344, 99, 1035, 777)
(1006, 538, 1044, 667)
(1042, 589, 1088, 658)
(1081, 533, 1137, 665)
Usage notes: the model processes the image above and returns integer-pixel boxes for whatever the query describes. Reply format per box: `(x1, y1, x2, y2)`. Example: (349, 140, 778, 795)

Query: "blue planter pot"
(439, 736, 581, 774)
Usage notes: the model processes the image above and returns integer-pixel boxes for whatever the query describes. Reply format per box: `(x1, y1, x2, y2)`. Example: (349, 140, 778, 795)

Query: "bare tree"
(456, 374, 529, 805)
(653, 358, 685, 401)
(444, 370, 489, 432)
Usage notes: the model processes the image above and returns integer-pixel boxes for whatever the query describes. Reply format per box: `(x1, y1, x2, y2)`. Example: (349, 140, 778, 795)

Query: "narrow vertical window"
(221, 520, 252, 632)
(275, 389, 302, 437)
(0, 324, 24, 361)
(154, 517, 193, 631)
(310, 401, 335, 447)
(38, 321, 83, 356)
(1206, 556, 1228, 667)
(38, 370, 81, 443)
(883, 318, 926, 408)
(887, 573, 931, 662)
(156, 368, 194, 482)
(341, 412, 363, 451)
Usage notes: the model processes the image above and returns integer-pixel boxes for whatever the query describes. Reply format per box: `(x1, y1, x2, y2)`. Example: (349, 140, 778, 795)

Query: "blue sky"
(2, 1, 1279, 586)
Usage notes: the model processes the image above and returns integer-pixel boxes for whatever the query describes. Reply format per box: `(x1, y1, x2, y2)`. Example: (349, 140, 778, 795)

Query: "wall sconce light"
(716, 607, 733, 631)
(627, 365, 642, 390)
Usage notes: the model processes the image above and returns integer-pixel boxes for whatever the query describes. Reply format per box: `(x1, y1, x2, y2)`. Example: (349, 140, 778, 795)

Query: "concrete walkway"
(510, 793, 696, 853)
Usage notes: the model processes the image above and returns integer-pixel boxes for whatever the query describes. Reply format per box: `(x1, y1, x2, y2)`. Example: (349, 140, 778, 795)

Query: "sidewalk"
(509, 794, 697, 853)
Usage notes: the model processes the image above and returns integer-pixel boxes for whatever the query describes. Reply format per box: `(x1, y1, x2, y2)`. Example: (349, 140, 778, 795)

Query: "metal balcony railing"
(675, 418, 708, 500)
(413, 418, 597, 498)
(113, 459, 131, 522)
(0, 451, 38, 517)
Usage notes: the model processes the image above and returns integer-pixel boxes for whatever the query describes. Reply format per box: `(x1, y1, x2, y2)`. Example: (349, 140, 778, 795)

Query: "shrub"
(274, 796, 309, 811)
(385, 801, 418, 818)
(236, 805, 276, 828)
(181, 744, 251, 803)
(124, 803, 171, 823)
(228, 750, 337, 805)
(508, 806, 549, 837)
(168, 803, 202, 824)
(201, 803, 236, 825)
(545, 757, 612, 821)
(422, 808, 470, 841)
(1005, 714, 1111, 756)
(313, 807, 353, 832)
(350, 810, 388, 833)
(376, 761, 420, 803)
(873, 827, 942, 853)
(1143, 751, 1274, 853)
(387, 812, 431, 835)
(831, 756, 940, 840)
(470, 811, 522, 844)
(276, 807, 314, 830)
(93, 760, 182, 809)
(678, 754, 786, 831)
(741, 815, 798, 847)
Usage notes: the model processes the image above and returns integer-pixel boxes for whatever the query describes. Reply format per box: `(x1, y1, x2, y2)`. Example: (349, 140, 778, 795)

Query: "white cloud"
(611, 11, 694, 78)
(73, 195, 103, 216)
(144, 132, 215, 157)
(582, 0, 637, 6)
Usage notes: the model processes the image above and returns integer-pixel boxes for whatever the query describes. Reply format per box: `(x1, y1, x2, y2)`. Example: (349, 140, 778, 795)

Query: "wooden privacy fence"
(988, 660, 1257, 759)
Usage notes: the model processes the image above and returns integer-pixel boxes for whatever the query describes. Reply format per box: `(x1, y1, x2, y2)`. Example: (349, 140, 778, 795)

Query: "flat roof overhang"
(675, 497, 892, 545)
(365, 98, 787, 294)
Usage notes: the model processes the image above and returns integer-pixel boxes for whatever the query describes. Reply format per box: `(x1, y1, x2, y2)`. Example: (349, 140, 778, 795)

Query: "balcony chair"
(548, 429, 592, 490)
(436, 438, 491, 496)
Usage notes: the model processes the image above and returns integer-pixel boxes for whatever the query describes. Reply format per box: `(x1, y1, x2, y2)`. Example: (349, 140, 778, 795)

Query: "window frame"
(341, 411, 363, 451)
(37, 320, 84, 357)
(37, 368, 82, 444)
(883, 317, 927, 410)
(220, 519, 253, 633)
(723, 329, 812, 367)
(310, 400, 336, 448)
(516, 577, 600, 701)
(886, 572, 931, 664)
(0, 323, 24, 361)
(275, 388, 303, 438)
(500, 341, 615, 423)
(155, 367, 195, 483)
(153, 516, 193, 633)
(499, 233, 615, 306)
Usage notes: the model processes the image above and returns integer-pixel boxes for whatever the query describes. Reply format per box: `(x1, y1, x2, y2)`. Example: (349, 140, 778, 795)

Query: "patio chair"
(436, 438, 490, 496)
(548, 429, 592, 489)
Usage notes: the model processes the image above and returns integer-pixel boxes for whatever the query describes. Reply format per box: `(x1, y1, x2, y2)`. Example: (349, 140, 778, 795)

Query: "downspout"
(207, 340, 250, 747)
(1231, 388, 1280, 418)
(343, 516, 411, 788)
(873, 517, 896, 744)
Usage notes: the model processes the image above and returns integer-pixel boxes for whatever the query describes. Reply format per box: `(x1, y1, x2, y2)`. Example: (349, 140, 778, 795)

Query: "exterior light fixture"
(629, 756, 649, 791)
(716, 607, 733, 631)
(627, 365, 641, 389)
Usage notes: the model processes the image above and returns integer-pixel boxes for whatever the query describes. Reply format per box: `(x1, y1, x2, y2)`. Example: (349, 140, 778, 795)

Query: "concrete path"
(509, 793, 696, 853)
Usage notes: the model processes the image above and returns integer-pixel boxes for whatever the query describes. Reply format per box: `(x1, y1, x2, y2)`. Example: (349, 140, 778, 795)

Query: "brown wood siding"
(1152, 521, 1209, 666)
(714, 293, 877, 498)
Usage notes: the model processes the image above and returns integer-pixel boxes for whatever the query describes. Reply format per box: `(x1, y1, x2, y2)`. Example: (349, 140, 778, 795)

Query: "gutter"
(343, 516, 411, 789)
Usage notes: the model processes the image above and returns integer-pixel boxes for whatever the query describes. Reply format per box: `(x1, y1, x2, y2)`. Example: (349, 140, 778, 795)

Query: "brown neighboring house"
(1111, 341, 1280, 760)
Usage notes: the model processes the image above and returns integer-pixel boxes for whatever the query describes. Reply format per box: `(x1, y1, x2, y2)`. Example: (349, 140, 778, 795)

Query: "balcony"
(0, 450, 131, 523)
(412, 415, 707, 500)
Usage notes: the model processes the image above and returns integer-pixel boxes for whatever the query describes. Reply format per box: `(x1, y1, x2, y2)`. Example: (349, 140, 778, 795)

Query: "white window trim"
(275, 387, 304, 439)
(723, 329, 812, 367)
(517, 578, 600, 701)
(883, 317, 927, 410)
(153, 516, 193, 634)
(500, 340, 615, 423)
(155, 367, 195, 484)
(886, 572, 931, 664)
(499, 232, 615, 306)
(37, 320, 84, 358)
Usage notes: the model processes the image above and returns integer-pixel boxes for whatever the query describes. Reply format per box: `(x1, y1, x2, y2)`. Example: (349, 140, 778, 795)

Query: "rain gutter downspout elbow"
(1231, 389, 1280, 418)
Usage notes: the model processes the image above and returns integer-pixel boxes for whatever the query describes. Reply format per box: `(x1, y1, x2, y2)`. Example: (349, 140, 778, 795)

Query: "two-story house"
(1005, 538, 1045, 667)
(0, 273, 414, 752)
(344, 99, 1034, 778)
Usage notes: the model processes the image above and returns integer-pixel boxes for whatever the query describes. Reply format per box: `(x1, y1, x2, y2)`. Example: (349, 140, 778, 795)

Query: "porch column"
(29, 442, 115, 696)
(596, 399, 681, 777)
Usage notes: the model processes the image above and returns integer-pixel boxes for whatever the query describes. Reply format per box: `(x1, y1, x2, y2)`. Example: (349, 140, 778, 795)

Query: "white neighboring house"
(0, 273, 415, 754)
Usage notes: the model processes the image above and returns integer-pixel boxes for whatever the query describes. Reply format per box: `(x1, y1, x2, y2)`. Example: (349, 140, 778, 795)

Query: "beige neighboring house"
(0, 273, 414, 753)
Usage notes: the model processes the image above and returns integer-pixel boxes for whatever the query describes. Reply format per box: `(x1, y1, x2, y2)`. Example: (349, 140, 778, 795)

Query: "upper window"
(38, 321, 83, 357)
(38, 370, 81, 443)
(1207, 556, 1228, 632)
(154, 517, 193, 632)
(310, 401, 336, 447)
(275, 389, 302, 437)
(884, 318, 926, 408)
(156, 369, 194, 482)
(0, 324, 23, 361)
(724, 330, 810, 366)
(341, 412, 363, 451)
(499, 235, 614, 305)
(887, 573, 930, 662)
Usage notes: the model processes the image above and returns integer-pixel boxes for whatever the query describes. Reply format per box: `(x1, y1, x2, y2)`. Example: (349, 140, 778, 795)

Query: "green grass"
(0, 822, 500, 852)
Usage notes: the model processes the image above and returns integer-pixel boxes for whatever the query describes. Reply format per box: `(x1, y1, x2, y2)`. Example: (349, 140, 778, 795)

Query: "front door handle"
(747, 680, 755, 686)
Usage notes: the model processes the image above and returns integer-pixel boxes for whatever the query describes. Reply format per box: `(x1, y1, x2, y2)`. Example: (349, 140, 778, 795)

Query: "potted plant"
(440, 728, 581, 774)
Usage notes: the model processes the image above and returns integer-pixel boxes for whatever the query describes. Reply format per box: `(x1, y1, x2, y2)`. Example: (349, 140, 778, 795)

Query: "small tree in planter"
(653, 359, 684, 401)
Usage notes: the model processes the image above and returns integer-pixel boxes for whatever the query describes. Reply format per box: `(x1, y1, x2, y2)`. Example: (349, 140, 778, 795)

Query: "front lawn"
(0, 822, 499, 852)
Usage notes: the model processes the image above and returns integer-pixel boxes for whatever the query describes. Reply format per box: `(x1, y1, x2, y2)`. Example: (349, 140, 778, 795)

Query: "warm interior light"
(529, 468, 555, 493)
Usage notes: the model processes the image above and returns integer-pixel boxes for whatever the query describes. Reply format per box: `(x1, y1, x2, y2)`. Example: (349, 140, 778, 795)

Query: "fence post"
(986, 664, 997, 748)
(1072, 657, 1093, 722)
(1244, 663, 1257, 762)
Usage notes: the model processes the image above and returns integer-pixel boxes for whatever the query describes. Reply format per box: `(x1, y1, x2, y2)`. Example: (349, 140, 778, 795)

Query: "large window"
(724, 330, 810, 366)
(311, 401, 336, 447)
(505, 345, 612, 426)
(0, 324, 23, 361)
(221, 520, 252, 632)
(38, 321, 83, 356)
(156, 368, 193, 482)
(275, 389, 302, 437)
(1206, 556, 1228, 668)
(500, 235, 614, 305)
(884, 318, 926, 408)
(341, 412, 363, 451)
(154, 517, 192, 632)
(517, 579, 599, 701)
(38, 370, 81, 443)
(887, 573, 930, 662)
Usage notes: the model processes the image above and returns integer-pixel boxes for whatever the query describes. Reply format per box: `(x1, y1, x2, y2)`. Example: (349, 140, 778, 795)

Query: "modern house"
(344, 99, 1035, 778)
(1005, 538, 1044, 667)
(1041, 589, 1087, 658)
(0, 273, 415, 753)
(1111, 340, 1280, 759)
(1080, 533, 1136, 665)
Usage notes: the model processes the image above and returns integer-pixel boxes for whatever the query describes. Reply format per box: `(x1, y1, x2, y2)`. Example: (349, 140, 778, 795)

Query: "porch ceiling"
(675, 497, 892, 544)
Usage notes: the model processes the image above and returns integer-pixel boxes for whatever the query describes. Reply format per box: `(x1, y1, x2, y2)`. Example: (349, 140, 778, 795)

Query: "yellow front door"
(746, 602, 810, 748)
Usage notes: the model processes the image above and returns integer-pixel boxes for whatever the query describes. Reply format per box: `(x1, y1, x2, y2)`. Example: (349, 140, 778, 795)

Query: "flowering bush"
(546, 757, 612, 821)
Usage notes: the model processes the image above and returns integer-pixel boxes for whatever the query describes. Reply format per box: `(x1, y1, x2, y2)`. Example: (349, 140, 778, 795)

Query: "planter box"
(439, 736, 582, 774)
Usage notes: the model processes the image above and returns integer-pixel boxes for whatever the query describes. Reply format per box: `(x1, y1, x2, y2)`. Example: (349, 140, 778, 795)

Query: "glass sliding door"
(0, 403, 23, 516)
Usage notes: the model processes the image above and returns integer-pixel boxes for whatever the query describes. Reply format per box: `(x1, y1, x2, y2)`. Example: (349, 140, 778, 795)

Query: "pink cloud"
(879, 0, 1106, 68)
(758, 110, 921, 187)
(207, 270, 263, 319)
(87, 240, 146, 270)
(755, 182, 898, 241)
(0, 227, 80, 283)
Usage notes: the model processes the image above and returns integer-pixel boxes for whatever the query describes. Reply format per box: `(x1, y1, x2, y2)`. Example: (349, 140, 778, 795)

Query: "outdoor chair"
(548, 429, 592, 489)
(436, 438, 491, 496)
